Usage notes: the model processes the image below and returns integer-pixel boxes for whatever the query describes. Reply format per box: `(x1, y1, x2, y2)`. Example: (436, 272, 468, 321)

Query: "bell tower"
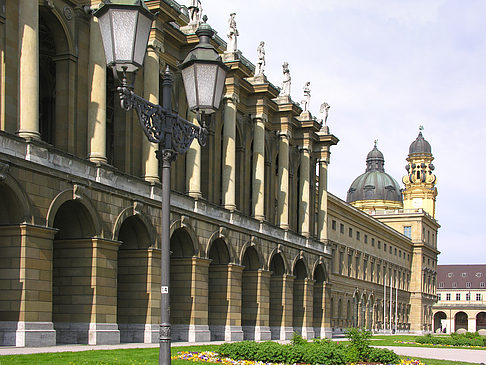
(402, 128, 437, 218)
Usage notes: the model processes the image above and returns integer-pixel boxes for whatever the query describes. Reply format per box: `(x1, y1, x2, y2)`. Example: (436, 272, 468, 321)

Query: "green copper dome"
(347, 144, 403, 204)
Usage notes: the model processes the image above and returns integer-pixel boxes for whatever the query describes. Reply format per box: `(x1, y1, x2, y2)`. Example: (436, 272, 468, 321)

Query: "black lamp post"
(94, 2, 227, 364)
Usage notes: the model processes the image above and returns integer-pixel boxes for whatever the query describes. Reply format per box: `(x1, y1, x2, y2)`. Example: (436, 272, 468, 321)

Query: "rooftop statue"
(188, 0, 202, 25)
(279, 62, 291, 96)
(227, 13, 239, 53)
(319, 102, 330, 126)
(301, 82, 311, 111)
(255, 41, 265, 76)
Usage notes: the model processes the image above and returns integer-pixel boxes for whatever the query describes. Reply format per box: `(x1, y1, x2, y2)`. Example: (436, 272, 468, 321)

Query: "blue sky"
(194, 0, 486, 264)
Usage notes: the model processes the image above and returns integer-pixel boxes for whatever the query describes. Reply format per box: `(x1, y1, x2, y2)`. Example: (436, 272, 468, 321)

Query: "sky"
(186, 0, 486, 265)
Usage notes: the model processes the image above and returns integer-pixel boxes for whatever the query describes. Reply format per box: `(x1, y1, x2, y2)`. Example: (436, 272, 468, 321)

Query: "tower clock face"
(412, 198, 423, 208)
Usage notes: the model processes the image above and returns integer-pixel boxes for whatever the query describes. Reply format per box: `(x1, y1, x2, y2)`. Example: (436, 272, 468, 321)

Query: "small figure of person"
(301, 82, 311, 111)
(320, 102, 330, 125)
(280, 62, 291, 96)
(227, 13, 239, 53)
(255, 41, 265, 76)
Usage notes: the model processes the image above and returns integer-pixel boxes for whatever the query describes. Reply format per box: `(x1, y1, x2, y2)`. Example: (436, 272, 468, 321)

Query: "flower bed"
(171, 351, 426, 365)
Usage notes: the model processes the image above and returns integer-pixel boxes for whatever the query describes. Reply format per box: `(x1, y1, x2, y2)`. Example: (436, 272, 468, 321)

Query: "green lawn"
(368, 335, 486, 350)
(0, 344, 479, 365)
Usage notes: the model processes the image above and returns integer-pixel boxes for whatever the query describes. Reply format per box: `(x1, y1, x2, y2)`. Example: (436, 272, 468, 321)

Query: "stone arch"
(476, 312, 486, 332)
(454, 311, 468, 332)
(239, 239, 263, 269)
(113, 206, 156, 247)
(267, 247, 289, 274)
(206, 229, 235, 263)
(312, 259, 329, 283)
(241, 243, 262, 340)
(291, 253, 309, 279)
(434, 311, 447, 333)
(47, 188, 102, 237)
(170, 218, 199, 256)
(0, 170, 33, 224)
(39, 5, 74, 54)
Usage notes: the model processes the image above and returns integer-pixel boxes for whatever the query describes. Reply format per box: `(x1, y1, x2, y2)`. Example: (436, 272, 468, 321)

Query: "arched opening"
(117, 216, 151, 343)
(241, 246, 260, 340)
(52, 200, 96, 344)
(454, 311, 468, 333)
(476, 312, 486, 332)
(38, 7, 73, 151)
(170, 228, 195, 341)
(292, 259, 307, 335)
(208, 238, 230, 340)
(312, 264, 326, 336)
(434, 311, 447, 333)
(0, 184, 23, 224)
(269, 253, 285, 339)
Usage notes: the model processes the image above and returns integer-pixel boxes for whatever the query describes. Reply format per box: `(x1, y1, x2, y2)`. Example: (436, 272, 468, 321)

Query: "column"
(142, 45, 160, 182)
(255, 270, 271, 340)
(189, 257, 211, 342)
(302, 278, 314, 339)
(299, 147, 310, 236)
(17, 0, 40, 140)
(145, 248, 161, 343)
(225, 264, 244, 341)
(88, 239, 121, 345)
(252, 117, 265, 221)
(87, 16, 107, 164)
(186, 114, 202, 198)
(277, 133, 289, 230)
(222, 96, 236, 210)
(281, 274, 294, 340)
(317, 159, 328, 242)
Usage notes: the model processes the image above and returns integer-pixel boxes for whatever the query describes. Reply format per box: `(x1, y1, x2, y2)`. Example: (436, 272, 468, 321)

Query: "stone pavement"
(0, 342, 484, 364)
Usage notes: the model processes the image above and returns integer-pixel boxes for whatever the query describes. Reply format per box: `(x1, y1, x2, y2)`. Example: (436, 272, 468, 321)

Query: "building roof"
(437, 264, 486, 290)
(347, 144, 403, 204)
(409, 131, 432, 155)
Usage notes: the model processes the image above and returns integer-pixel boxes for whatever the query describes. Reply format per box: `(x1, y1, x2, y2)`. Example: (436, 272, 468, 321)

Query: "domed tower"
(347, 142, 403, 211)
(402, 129, 437, 217)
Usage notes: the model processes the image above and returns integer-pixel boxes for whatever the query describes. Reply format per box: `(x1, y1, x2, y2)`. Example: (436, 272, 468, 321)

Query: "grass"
(368, 335, 486, 350)
(0, 344, 481, 365)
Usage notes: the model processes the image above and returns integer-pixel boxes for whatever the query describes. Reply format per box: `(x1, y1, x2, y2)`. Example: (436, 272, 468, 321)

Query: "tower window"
(332, 220, 336, 230)
(340, 224, 344, 234)
(349, 228, 353, 237)
(404, 226, 411, 238)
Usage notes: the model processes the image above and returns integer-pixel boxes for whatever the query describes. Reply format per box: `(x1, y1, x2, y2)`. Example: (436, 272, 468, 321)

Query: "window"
(399, 250, 402, 258)
(349, 228, 353, 237)
(476, 293, 482, 301)
(332, 220, 336, 230)
(384, 243, 387, 251)
(476, 272, 483, 278)
(389, 246, 392, 254)
(427, 231, 430, 242)
(480, 282, 485, 288)
(461, 272, 467, 278)
(439, 282, 444, 288)
(456, 293, 461, 300)
(466, 293, 471, 301)
(466, 282, 471, 288)
(339, 251, 344, 274)
(446, 293, 451, 301)
(340, 223, 344, 234)
(452, 282, 457, 288)
(364, 234, 368, 244)
(448, 272, 453, 278)
(404, 226, 411, 238)
(378, 240, 381, 249)
(394, 247, 397, 255)
(437, 293, 441, 300)
(371, 238, 375, 247)
(356, 231, 360, 240)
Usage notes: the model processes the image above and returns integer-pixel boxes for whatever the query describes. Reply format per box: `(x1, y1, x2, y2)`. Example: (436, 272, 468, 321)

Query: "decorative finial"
(374, 139, 378, 147)
(202, 14, 208, 23)
(419, 125, 424, 131)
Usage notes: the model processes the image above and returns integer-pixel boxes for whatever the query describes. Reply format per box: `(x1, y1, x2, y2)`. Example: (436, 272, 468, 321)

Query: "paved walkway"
(0, 342, 484, 364)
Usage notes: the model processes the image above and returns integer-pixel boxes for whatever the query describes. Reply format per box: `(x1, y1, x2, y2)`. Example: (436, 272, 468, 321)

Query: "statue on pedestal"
(188, 0, 202, 25)
(227, 13, 238, 53)
(255, 41, 265, 76)
(319, 102, 330, 125)
(279, 62, 291, 96)
(301, 82, 311, 111)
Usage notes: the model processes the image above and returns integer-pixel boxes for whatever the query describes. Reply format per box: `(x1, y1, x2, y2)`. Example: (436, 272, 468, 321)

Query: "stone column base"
(144, 324, 159, 343)
(172, 324, 211, 343)
(242, 326, 271, 341)
(270, 326, 293, 340)
(88, 323, 120, 345)
(119, 323, 151, 343)
(313, 327, 332, 339)
(209, 325, 244, 341)
(0, 322, 56, 347)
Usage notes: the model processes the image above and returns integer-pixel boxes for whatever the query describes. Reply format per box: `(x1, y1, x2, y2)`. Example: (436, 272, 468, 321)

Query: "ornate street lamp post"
(94, 2, 227, 364)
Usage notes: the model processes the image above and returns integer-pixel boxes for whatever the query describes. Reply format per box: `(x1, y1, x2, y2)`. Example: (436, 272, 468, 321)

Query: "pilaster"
(186, 113, 202, 199)
(277, 132, 289, 230)
(222, 95, 237, 211)
(299, 147, 311, 237)
(252, 116, 265, 221)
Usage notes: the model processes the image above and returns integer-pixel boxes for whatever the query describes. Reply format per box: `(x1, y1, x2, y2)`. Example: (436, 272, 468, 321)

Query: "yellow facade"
(0, 0, 439, 346)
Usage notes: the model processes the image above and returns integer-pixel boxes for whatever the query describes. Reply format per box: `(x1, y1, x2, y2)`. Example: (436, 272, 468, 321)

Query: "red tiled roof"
(437, 264, 486, 289)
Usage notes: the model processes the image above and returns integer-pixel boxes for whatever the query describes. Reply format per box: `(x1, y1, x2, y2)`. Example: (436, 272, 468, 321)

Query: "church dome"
(409, 131, 432, 155)
(347, 144, 403, 205)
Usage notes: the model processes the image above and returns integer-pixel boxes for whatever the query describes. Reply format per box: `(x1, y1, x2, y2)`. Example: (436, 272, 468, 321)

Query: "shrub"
(291, 331, 308, 346)
(345, 327, 372, 360)
(368, 347, 400, 364)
